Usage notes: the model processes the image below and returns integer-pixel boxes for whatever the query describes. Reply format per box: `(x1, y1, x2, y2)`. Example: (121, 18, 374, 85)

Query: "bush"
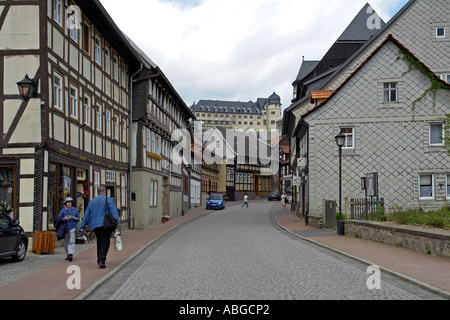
(387, 206, 450, 229)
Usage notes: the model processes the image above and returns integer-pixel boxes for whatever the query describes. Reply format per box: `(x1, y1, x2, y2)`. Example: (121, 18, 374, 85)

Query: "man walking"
(241, 193, 249, 208)
(80, 186, 119, 269)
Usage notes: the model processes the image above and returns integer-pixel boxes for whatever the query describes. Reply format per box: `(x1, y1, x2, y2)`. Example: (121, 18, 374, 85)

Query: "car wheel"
(12, 240, 27, 262)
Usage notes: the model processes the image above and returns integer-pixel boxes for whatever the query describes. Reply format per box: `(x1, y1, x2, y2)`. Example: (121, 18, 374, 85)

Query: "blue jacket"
(80, 195, 120, 231)
(54, 216, 68, 240)
(57, 206, 80, 230)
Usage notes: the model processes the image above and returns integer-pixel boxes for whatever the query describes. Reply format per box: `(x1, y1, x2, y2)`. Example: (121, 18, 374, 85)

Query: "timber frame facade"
(127, 40, 196, 229)
(0, 0, 141, 233)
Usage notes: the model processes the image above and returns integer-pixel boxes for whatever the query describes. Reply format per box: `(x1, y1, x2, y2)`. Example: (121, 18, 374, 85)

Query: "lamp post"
(335, 132, 346, 236)
(17, 74, 38, 101)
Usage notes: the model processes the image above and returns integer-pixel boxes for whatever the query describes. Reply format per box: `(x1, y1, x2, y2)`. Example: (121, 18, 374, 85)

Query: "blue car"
(206, 194, 226, 210)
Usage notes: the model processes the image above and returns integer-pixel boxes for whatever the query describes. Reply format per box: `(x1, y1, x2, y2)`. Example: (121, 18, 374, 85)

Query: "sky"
(99, 0, 410, 110)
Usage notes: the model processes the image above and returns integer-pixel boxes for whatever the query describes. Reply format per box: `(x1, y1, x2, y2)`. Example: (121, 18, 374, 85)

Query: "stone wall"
(344, 220, 450, 258)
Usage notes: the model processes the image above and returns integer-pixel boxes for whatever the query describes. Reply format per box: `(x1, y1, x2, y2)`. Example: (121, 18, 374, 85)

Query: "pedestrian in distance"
(241, 193, 249, 208)
(80, 186, 119, 269)
(281, 193, 288, 209)
(57, 197, 79, 262)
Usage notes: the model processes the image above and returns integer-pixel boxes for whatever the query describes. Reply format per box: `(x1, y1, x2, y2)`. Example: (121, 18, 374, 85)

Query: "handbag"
(103, 196, 118, 230)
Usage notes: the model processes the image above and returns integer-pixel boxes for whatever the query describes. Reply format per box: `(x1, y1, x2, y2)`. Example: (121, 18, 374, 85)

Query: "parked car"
(268, 191, 281, 201)
(206, 194, 226, 210)
(0, 210, 28, 262)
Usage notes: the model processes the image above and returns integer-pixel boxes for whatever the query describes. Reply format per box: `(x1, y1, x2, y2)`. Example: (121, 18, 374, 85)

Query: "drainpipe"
(129, 63, 144, 230)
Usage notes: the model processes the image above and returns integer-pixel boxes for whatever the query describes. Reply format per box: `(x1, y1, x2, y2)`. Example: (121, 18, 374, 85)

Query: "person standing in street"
(80, 186, 119, 269)
(57, 197, 79, 262)
(241, 193, 249, 208)
(281, 193, 288, 209)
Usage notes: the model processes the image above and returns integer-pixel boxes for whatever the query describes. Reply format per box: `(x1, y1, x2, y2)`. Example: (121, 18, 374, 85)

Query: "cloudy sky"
(99, 0, 409, 109)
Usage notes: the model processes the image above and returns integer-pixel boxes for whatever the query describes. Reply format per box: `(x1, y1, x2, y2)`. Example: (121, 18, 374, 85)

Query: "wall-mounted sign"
(293, 176, 301, 186)
(298, 158, 306, 167)
(366, 173, 378, 197)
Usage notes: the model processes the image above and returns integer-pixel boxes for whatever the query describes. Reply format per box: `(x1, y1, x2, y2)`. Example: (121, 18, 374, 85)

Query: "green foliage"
(398, 49, 450, 120)
(387, 206, 450, 230)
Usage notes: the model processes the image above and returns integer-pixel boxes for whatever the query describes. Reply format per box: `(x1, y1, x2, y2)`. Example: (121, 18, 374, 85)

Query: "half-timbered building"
(0, 0, 141, 233)
(128, 40, 195, 229)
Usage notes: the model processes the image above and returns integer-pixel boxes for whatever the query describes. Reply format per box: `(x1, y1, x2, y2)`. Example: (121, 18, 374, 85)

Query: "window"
(69, 85, 78, 120)
(447, 174, 450, 200)
(384, 83, 397, 102)
(122, 119, 127, 143)
(121, 174, 127, 208)
(96, 104, 102, 132)
(104, 46, 111, 75)
(113, 55, 119, 82)
(436, 27, 446, 38)
(429, 123, 444, 146)
(53, 72, 63, 111)
(105, 170, 115, 183)
(53, 0, 63, 27)
(120, 63, 126, 88)
(83, 21, 90, 54)
(93, 170, 101, 197)
(94, 36, 102, 66)
(114, 115, 120, 140)
(84, 94, 91, 126)
(150, 180, 158, 207)
(105, 109, 111, 137)
(440, 74, 449, 83)
(340, 127, 354, 149)
(419, 174, 434, 200)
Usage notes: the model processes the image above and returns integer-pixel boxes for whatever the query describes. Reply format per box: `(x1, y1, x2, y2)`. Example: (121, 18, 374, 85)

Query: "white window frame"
(104, 46, 111, 75)
(436, 27, 446, 39)
(105, 109, 111, 137)
(429, 123, 444, 146)
(94, 36, 102, 67)
(383, 82, 398, 103)
(419, 174, 434, 200)
(440, 74, 449, 83)
(113, 55, 119, 82)
(105, 170, 115, 183)
(121, 174, 127, 208)
(96, 103, 102, 133)
(53, 0, 63, 27)
(340, 127, 355, 149)
(122, 119, 127, 143)
(114, 115, 120, 140)
(53, 72, 63, 111)
(69, 85, 78, 120)
(150, 180, 158, 207)
(93, 170, 101, 198)
(84, 94, 91, 126)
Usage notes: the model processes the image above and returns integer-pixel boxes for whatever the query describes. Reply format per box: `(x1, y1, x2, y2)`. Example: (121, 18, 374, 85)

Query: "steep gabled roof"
(302, 34, 450, 120)
(337, 3, 385, 42)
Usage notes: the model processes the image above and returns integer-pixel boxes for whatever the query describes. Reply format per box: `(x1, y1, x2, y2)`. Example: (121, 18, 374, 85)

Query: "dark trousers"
(94, 227, 113, 264)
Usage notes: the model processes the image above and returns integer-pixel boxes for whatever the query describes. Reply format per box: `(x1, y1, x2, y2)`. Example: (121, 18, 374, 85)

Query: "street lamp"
(335, 132, 346, 236)
(17, 74, 38, 101)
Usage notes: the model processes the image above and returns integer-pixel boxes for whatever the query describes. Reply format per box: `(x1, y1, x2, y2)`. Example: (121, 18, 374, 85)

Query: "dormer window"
(436, 27, 446, 39)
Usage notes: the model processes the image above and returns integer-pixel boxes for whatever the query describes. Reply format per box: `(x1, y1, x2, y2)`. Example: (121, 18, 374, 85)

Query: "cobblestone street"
(87, 202, 428, 300)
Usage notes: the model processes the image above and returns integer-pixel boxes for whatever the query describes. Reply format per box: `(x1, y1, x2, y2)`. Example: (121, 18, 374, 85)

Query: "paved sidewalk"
(273, 204, 450, 299)
(0, 205, 221, 300)
(0, 200, 448, 300)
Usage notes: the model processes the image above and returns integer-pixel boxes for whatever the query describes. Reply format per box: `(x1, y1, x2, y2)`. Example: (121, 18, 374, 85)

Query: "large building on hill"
(191, 92, 282, 132)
